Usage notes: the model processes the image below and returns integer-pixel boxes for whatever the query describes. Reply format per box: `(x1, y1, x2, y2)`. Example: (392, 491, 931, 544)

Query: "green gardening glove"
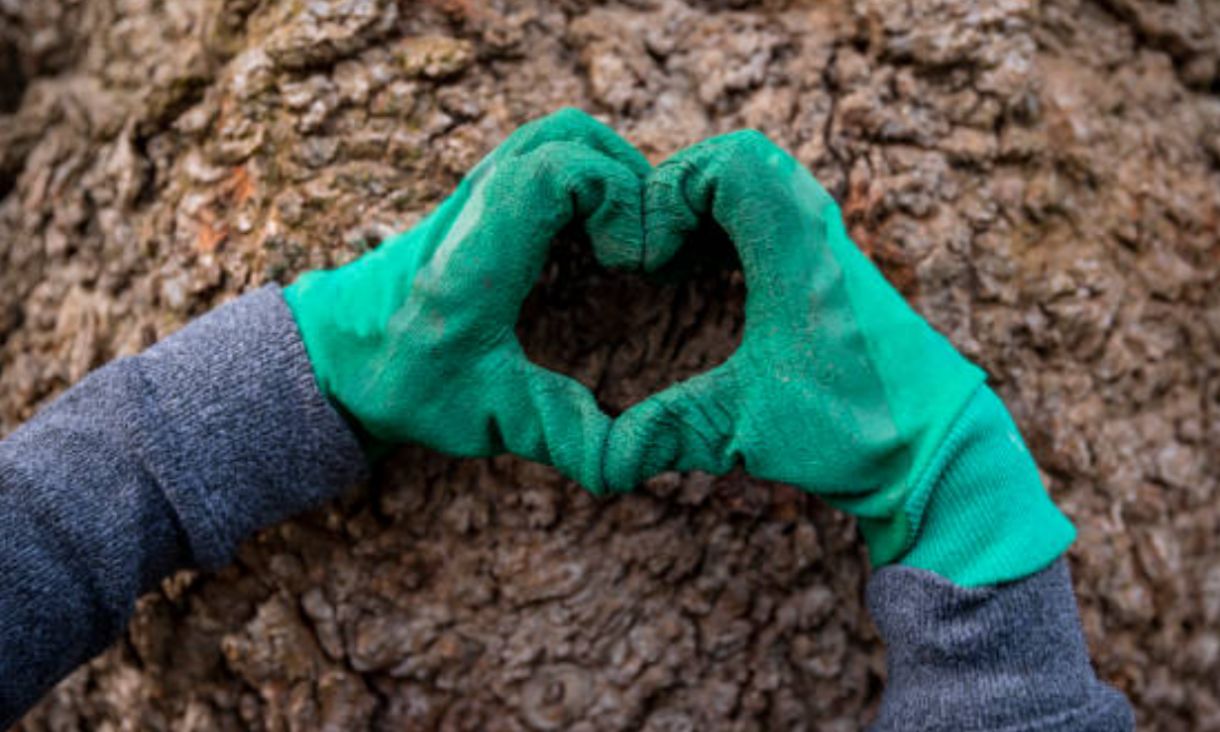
(606, 131, 1075, 587)
(284, 109, 650, 492)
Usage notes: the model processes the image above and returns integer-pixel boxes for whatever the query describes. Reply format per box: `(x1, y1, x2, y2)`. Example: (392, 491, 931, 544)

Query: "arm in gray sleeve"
(0, 286, 368, 727)
(867, 558, 1134, 731)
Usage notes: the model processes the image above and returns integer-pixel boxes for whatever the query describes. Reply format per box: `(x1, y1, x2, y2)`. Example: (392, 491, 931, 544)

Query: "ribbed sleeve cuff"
(130, 286, 369, 569)
(867, 559, 1134, 731)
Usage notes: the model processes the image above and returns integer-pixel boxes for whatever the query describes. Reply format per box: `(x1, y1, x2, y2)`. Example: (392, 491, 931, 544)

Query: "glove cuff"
(283, 272, 386, 461)
(863, 385, 1076, 587)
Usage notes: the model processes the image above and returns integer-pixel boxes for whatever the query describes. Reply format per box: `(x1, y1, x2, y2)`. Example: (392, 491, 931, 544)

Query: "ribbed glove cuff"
(864, 385, 1076, 587)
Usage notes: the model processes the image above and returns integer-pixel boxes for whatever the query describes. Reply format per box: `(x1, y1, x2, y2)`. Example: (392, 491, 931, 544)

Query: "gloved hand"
(284, 109, 649, 492)
(606, 131, 1075, 587)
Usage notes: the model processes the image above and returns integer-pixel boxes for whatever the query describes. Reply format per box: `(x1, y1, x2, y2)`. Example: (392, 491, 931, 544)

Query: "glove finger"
(486, 351, 612, 493)
(425, 140, 645, 332)
(364, 115, 648, 318)
(305, 110, 649, 321)
(497, 107, 652, 181)
(602, 366, 739, 494)
(479, 108, 650, 270)
(644, 130, 841, 317)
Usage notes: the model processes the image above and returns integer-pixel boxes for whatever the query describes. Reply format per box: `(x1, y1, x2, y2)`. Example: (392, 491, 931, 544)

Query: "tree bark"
(1, 0, 1217, 729)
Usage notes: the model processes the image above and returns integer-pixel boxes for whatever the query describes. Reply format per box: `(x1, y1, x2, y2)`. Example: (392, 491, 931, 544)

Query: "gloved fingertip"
(537, 107, 652, 178)
(581, 161, 647, 272)
(590, 232, 646, 271)
(642, 164, 701, 273)
(601, 403, 677, 494)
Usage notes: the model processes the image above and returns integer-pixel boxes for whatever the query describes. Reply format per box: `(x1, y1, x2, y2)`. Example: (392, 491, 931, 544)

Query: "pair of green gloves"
(285, 109, 1075, 588)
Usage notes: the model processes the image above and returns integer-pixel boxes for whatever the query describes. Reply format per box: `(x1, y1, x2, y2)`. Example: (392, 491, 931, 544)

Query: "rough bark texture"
(1, 0, 1218, 729)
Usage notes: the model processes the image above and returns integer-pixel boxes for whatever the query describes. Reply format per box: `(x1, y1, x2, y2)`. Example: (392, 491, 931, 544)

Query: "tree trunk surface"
(1, 0, 1217, 729)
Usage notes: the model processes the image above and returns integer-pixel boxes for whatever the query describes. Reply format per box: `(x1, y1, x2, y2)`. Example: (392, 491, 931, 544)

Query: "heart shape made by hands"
(289, 108, 1073, 587)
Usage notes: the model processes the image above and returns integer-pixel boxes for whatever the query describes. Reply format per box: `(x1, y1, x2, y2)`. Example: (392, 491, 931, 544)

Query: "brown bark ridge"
(1, 0, 1218, 729)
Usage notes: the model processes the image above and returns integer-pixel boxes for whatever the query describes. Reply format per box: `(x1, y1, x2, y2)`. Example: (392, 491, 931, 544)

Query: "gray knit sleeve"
(0, 285, 368, 727)
(866, 558, 1134, 731)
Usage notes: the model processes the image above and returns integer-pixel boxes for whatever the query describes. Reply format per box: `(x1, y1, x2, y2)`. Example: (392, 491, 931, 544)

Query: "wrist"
(283, 270, 340, 402)
(284, 271, 389, 460)
(861, 385, 1076, 587)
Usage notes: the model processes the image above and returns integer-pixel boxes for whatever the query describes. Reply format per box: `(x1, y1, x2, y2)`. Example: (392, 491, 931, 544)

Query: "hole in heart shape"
(516, 219, 746, 417)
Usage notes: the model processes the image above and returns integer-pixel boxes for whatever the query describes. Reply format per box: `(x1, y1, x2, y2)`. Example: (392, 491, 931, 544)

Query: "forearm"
(0, 286, 366, 726)
(867, 558, 1133, 731)
(863, 388, 1132, 727)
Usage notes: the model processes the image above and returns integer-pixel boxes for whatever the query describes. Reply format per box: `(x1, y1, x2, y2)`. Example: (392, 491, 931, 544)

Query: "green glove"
(606, 131, 1075, 587)
(284, 109, 650, 492)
